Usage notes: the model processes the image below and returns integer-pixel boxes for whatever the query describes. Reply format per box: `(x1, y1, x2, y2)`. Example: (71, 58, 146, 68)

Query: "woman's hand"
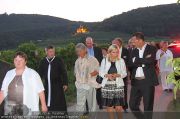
(39, 91, 48, 113)
(105, 74, 114, 80)
(41, 104, 48, 113)
(112, 73, 121, 78)
(0, 91, 4, 105)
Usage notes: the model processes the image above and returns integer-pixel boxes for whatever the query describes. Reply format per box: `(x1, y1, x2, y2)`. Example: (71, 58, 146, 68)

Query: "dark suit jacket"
(128, 44, 159, 87)
(0, 60, 12, 115)
(121, 47, 129, 66)
(94, 47, 103, 64)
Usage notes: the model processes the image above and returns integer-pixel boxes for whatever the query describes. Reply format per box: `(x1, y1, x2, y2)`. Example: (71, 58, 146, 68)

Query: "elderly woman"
(99, 44, 127, 119)
(0, 51, 47, 116)
(74, 43, 101, 113)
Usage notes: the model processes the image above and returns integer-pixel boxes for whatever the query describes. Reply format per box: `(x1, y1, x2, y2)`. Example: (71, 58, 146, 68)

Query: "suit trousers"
(76, 87, 97, 112)
(129, 79, 155, 119)
(123, 77, 128, 110)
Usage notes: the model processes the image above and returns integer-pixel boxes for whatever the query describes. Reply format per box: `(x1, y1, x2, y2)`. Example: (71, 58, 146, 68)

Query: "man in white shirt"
(129, 32, 159, 119)
(156, 41, 174, 92)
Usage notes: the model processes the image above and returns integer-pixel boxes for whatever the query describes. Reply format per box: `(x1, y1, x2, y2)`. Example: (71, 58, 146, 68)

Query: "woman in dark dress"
(99, 44, 127, 119)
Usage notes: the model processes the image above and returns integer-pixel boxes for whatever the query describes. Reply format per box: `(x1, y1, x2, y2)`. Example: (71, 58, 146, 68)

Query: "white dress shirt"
(134, 44, 147, 78)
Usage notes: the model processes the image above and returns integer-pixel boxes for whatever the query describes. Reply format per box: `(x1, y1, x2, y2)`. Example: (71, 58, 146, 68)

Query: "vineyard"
(0, 42, 77, 104)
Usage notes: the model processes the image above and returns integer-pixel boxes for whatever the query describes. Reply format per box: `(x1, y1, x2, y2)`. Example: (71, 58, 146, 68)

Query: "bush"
(167, 58, 180, 99)
(0, 42, 77, 104)
(0, 50, 15, 65)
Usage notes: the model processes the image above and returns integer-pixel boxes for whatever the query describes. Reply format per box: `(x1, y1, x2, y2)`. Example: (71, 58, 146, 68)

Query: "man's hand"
(145, 54, 152, 58)
(63, 85, 68, 92)
(41, 104, 48, 113)
(90, 71, 98, 77)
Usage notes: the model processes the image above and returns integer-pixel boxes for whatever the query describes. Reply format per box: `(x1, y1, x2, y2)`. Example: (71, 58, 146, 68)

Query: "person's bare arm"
(0, 91, 4, 105)
(39, 91, 48, 113)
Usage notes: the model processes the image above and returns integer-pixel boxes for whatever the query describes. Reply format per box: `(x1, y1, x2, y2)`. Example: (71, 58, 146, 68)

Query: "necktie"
(46, 56, 55, 107)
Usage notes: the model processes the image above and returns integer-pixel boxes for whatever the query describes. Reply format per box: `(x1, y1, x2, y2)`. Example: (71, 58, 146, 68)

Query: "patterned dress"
(101, 62, 125, 107)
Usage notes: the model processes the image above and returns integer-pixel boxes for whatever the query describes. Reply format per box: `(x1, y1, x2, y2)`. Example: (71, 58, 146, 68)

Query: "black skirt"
(101, 82, 125, 107)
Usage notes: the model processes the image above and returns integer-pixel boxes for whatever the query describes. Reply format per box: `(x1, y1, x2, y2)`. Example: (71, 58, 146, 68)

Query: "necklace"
(15, 76, 21, 88)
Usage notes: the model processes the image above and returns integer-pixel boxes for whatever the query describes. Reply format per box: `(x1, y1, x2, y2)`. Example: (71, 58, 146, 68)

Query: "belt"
(135, 77, 145, 80)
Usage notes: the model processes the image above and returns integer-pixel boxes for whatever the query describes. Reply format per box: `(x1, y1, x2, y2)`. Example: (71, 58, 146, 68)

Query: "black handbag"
(96, 75, 103, 84)
(96, 58, 106, 84)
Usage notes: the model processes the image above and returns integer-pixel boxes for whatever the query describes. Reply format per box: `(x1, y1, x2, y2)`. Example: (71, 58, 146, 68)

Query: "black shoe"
(124, 109, 128, 113)
(83, 112, 89, 116)
(164, 89, 168, 92)
(99, 105, 103, 110)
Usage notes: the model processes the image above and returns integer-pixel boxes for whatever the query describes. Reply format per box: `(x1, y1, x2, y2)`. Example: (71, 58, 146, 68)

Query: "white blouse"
(1, 66, 44, 112)
(99, 58, 127, 87)
(156, 49, 173, 72)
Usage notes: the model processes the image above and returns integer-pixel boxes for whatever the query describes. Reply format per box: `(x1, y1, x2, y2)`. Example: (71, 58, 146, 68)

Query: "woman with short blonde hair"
(100, 44, 127, 119)
(107, 44, 120, 62)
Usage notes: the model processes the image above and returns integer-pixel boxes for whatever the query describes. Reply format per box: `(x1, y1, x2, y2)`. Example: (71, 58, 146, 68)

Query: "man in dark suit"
(112, 38, 129, 112)
(85, 37, 103, 110)
(127, 38, 136, 81)
(129, 32, 159, 119)
(85, 37, 103, 63)
(0, 60, 12, 115)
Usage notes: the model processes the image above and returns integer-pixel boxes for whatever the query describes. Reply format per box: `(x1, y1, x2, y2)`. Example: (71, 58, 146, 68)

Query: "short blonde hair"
(107, 44, 120, 62)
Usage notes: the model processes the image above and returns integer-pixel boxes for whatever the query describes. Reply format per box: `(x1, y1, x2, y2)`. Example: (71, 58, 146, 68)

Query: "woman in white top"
(0, 51, 47, 116)
(156, 41, 174, 91)
(99, 44, 127, 119)
(74, 43, 101, 113)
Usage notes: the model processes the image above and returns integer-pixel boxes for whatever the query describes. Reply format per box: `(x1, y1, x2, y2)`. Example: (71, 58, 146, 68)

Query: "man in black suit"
(129, 32, 159, 119)
(85, 37, 103, 63)
(127, 38, 136, 81)
(0, 60, 12, 115)
(85, 37, 103, 110)
(112, 38, 129, 112)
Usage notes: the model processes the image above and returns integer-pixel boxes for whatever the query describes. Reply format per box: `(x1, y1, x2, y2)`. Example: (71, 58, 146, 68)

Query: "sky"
(0, 0, 176, 22)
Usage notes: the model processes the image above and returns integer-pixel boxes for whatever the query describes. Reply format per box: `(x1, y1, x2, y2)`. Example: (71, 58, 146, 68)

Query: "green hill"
(95, 4, 180, 37)
(0, 4, 180, 49)
(0, 14, 86, 49)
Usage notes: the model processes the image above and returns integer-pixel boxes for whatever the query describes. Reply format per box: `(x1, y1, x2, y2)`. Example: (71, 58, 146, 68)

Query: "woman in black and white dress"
(99, 44, 127, 119)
